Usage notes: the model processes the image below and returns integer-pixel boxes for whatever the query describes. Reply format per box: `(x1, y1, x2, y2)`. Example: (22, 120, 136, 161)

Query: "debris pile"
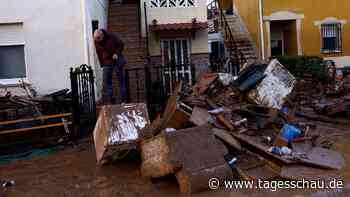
(0, 89, 71, 122)
(0, 89, 72, 155)
(93, 59, 350, 194)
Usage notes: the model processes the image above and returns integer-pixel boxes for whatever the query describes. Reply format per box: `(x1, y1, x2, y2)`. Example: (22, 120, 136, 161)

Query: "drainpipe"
(81, 0, 90, 65)
(258, 0, 265, 60)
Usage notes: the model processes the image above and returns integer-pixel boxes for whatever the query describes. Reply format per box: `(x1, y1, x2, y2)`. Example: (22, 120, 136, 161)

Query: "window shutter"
(0, 23, 24, 45)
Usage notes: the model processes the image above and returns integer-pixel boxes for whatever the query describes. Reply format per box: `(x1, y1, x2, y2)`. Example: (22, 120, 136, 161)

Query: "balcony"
(143, 0, 207, 26)
(149, 0, 195, 8)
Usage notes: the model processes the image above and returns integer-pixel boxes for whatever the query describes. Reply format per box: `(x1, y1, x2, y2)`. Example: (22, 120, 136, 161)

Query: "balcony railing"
(150, 0, 195, 8)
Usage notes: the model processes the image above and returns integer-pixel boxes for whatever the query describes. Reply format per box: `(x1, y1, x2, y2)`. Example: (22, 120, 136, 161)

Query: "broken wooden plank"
(231, 133, 295, 165)
(175, 163, 232, 194)
(235, 149, 280, 181)
(213, 128, 241, 151)
(189, 107, 210, 126)
(296, 112, 350, 126)
(194, 73, 218, 95)
(217, 114, 234, 131)
(140, 126, 232, 191)
(243, 164, 279, 180)
(166, 127, 229, 172)
(280, 165, 341, 181)
(297, 147, 345, 170)
(206, 98, 234, 130)
(159, 94, 190, 132)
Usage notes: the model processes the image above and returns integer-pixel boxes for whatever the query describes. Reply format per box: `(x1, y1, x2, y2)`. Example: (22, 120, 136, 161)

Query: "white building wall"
(83, 0, 109, 100)
(0, 0, 86, 95)
(140, 0, 208, 36)
(140, 0, 209, 56)
(0, 0, 109, 97)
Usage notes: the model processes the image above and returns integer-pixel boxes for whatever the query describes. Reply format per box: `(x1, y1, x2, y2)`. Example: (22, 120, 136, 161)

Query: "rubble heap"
(94, 59, 350, 194)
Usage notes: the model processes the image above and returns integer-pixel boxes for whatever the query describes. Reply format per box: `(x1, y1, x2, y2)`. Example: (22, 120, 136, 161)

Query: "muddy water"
(1, 133, 350, 197)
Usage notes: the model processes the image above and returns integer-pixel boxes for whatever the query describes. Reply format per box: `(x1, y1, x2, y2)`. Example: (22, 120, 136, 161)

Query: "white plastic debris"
(248, 59, 296, 109)
(208, 107, 225, 115)
(165, 128, 176, 133)
(218, 73, 235, 86)
(233, 118, 248, 127)
(268, 146, 292, 155)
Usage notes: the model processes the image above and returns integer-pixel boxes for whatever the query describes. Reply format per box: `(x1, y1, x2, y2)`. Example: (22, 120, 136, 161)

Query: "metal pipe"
(259, 0, 265, 60)
(144, 2, 150, 64)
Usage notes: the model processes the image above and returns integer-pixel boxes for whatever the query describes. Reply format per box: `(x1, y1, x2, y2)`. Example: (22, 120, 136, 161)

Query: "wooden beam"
(0, 113, 71, 126)
(0, 122, 72, 135)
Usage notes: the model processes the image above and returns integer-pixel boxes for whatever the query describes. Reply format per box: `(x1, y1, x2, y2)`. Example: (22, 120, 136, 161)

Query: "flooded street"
(1, 132, 350, 197)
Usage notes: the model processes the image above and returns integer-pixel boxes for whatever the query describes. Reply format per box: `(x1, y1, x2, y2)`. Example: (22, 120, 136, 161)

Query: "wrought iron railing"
(70, 64, 96, 139)
(125, 64, 195, 119)
(207, 0, 247, 75)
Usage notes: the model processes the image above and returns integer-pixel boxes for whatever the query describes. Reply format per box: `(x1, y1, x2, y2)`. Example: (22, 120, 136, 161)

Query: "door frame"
(264, 11, 304, 57)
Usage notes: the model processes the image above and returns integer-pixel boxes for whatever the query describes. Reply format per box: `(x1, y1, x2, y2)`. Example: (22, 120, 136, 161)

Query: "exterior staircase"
(209, 0, 258, 73)
(103, 0, 148, 104)
(108, 0, 147, 68)
(224, 14, 258, 62)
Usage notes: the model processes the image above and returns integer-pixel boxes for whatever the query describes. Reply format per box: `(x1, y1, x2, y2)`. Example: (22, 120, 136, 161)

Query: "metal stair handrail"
(208, 0, 247, 71)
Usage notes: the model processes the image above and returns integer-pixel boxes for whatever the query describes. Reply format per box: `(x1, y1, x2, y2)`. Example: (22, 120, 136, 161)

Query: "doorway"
(270, 20, 298, 56)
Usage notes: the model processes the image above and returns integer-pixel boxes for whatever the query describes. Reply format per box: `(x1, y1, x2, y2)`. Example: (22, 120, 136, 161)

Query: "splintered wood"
(140, 126, 233, 194)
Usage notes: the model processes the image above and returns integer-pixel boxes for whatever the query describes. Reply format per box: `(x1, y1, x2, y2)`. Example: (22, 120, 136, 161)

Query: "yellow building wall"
(263, 0, 350, 58)
(234, 0, 261, 58)
(235, 0, 350, 65)
(219, 0, 233, 10)
(285, 20, 298, 56)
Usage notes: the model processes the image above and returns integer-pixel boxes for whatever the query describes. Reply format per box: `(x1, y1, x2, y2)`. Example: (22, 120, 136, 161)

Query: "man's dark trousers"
(103, 61, 126, 104)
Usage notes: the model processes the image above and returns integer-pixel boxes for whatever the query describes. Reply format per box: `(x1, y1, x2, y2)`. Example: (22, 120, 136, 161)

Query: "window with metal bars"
(161, 39, 190, 65)
(321, 23, 342, 53)
(160, 39, 193, 92)
(150, 0, 195, 8)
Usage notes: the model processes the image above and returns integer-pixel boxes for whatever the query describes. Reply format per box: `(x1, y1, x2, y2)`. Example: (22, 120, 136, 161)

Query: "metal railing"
(70, 64, 96, 139)
(207, 0, 247, 75)
(125, 64, 196, 119)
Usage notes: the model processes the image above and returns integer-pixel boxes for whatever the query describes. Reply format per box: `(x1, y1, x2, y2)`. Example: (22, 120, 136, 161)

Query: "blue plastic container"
(281, 124, 301, 142)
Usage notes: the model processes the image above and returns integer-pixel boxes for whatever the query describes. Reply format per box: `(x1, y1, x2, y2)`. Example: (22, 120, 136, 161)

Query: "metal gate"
(70, 64, 97, 139)
(125, 64, 196, 119)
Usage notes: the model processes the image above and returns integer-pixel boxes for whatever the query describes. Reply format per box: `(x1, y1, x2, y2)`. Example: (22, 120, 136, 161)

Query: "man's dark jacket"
(95, 32, 126, 67)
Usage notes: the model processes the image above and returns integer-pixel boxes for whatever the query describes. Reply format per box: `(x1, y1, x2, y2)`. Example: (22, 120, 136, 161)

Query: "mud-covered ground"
(1, 132, 350, 197)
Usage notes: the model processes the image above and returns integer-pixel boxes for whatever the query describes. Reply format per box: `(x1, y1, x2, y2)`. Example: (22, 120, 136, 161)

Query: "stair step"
(108, 15, 139, 19)
(108, 24, 139, 29)
(109, 3, 138, 8)
(108, 2, 146, 67)
(108, 28, 140, 34)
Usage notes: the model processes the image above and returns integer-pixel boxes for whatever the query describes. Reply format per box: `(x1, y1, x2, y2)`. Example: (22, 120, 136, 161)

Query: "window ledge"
(0, 78, 29, 87)
(322, 50, 343, 54)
